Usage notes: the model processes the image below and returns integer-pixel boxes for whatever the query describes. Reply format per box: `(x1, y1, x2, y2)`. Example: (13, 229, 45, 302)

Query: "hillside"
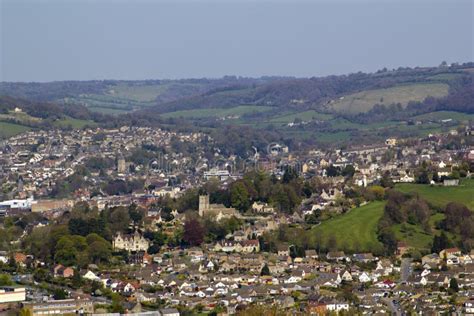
(311, 179, 474, 253)
(1, 64, 473, 145)
(330, 83, 449, 114)
(0, 96, 101, 139)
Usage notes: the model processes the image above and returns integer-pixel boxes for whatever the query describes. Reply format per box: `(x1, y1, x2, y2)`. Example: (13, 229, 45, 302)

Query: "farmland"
(396, 179, 474, 210)
(161, 105, 274, 119)
(330, 83, 449, 114)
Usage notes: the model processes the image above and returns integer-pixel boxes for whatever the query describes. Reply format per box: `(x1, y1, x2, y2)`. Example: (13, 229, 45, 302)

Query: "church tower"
(199, 195, 210, 217)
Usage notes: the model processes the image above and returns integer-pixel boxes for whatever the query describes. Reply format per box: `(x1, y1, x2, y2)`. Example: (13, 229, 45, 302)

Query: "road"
(383, 297, 402, 316)
(401, 258, 413, 283)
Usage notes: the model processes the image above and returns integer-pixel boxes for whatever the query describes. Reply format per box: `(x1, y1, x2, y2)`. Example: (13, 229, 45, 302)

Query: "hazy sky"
(1, 0, 472, 82)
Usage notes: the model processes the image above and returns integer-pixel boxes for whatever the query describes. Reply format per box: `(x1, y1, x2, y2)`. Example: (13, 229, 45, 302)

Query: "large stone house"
(113, 231, 150, 252)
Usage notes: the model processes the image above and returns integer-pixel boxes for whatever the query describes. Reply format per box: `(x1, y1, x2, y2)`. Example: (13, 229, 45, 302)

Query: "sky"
(1, 0, 473, 82)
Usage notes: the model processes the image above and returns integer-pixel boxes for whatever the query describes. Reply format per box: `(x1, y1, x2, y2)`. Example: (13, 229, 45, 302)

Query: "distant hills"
(1, 63, 473, 148)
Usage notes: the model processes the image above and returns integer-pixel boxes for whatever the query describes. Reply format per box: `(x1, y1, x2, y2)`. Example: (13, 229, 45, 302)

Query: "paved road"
(382, 297, 402, 316)
(401, 258, 413, 283)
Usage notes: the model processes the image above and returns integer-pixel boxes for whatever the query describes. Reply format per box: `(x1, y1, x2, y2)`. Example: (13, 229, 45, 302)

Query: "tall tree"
(183, 217, 205, 246)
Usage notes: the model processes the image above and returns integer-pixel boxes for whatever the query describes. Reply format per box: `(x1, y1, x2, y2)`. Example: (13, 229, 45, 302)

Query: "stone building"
(198, 195, 239, 221)
(113, 231, 150, 252)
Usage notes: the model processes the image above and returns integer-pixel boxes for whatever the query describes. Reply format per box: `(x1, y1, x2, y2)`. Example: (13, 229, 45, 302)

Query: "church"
(198, 195, 239, 221)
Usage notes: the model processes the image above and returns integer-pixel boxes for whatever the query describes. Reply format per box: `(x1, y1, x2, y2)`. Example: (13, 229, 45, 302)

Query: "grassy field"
(312, 201, 385, 253)
(106, 83, 168, 102)
(310, 180, 474, 253)
(413, 111, 474, 122)
(391, 180, 474, 249)
(87, 107, 131, 115)
(331, 83, 449, 114)
(0, 121, 31, 138)
(53, 118, 97, 129)
(396, 179, 474, 210)
(161, 105, 274, 119)
(268, 110, 333, 124)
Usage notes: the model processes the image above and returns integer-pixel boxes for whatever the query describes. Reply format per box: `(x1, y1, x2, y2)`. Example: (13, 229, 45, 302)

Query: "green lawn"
(0, 121, 31, 138)
(396, 179, 474, 210)
(312, 201, 385, 253)
(161, 105, 273, 119)
(331, 83, 449, 114)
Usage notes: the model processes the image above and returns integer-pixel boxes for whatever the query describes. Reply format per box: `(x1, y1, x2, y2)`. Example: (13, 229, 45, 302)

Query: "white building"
(0, 287, 26, 303)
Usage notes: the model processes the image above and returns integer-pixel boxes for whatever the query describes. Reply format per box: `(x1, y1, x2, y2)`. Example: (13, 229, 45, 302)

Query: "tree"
(326, 165, 340, 177)
(260, 263, 270, 276)
(378, 230, 397, 255)
(230, 181, 250, 211)
(54, 236, 77, 266)
(416, 169, 430, 184)
(53, 288, 68, 300)
(341, 165, 355, 178)
(0, 274, 13, 286)
(183, 217, 205, 246)
(380, 172, 394, 188)
(19, 308, 32, 316)
(327, 234, 338, 251)
(431, 232, 451, 254)
(88, 239, 111, 264)
(449, 278, 459, 292)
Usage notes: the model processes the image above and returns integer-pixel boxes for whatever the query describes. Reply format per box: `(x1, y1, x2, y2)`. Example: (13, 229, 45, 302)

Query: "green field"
(53, 118, 97, 129)
(312, 201, 385, 253)
(413, 111, 474, 122)
(310, 180, 474, 253)
(396, 179, 474, 210)
(331, 83, 449, 114)
(0, 121, 31, 138)
(269, 110, 333, 124)
(161, 105, 274, 119)
(87, 107, 131, 115)
(106, 83, 168, 102)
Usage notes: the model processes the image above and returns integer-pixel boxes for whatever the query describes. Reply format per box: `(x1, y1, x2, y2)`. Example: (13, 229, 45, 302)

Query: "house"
(113, 231, 150, 252)
(305, 249, 318, 259)
(439, 247, 461, 259)
(241, 240, 260, 253)
(341, 271, 353, 282)
(353, 253, 376, 263)
(53, 264, 74, 278)
(277, 244, 290, 257)
(396, 242, 410, 257)
(326, 251, 348, 262)
(251, 201, 274, 214)
(422, 254, 441, 267)
(82, 270, 100, 281)
(160, 308, 180, 316)
(358, 272, 371, 283)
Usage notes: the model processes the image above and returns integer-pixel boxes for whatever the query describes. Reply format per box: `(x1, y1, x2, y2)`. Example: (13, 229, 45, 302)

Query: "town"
(0, 122, 473, 315)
